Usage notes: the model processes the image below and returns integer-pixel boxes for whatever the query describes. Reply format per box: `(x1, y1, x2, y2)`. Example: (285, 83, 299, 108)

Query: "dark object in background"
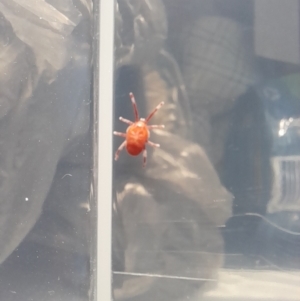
(222, 88, 271, 216)
(112, 66, 232, 301)
(0, 2, 93, 300)
(222, 73, 300, 269)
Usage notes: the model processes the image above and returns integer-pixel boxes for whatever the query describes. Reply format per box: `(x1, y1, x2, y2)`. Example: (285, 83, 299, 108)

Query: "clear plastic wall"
(112, 0, 300, 300)
(0, 0, 300, 300)
(0, 1, 93, 300)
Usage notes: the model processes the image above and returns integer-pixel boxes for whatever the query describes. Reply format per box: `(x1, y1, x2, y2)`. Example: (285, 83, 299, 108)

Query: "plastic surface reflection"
(113, 0, 300, 301)
(0, 0, 300, 301)
(0, 0, 92, 300)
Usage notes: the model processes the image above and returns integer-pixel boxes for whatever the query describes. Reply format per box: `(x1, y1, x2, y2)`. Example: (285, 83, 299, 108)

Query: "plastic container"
(0, 1, 299, 300)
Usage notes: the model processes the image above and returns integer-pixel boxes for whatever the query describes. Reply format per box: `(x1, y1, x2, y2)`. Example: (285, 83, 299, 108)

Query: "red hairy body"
(113, 92, 164, 167)
(126, 121, 149, 156)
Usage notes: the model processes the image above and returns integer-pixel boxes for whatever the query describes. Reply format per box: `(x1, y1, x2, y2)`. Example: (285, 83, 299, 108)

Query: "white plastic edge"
(97, 0, 114, 299)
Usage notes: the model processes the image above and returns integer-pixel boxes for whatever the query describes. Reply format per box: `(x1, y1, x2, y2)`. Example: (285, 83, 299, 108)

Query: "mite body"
(114, 92, 164, 167)
(125, 120, 149, 156)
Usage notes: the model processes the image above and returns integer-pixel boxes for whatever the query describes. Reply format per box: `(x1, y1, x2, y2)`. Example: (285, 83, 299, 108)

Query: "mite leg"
(115, 140, 127, 161)
(143, 147, 147, 168)
(147, 124, 165, 130)
(129, 92, 139, 122)
(147, 140, 160, 148)
(113, 131, 126, 138)
(119, 117, 133, 125)
(146, 101, 165, 123)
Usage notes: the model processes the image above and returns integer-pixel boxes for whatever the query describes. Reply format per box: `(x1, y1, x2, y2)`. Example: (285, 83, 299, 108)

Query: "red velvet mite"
(113, 92, 165, 167)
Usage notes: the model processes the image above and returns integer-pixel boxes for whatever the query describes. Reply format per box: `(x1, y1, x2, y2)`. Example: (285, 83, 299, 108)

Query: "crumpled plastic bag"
(0, 0, 92, 265)
(0, 1, 233, 301)
(0, 0, 82, 80)
(115, 0, 167, 67)
(113, 2, 233, 300)
(113, 131, 232, 301)
(0, 12, 37, 118)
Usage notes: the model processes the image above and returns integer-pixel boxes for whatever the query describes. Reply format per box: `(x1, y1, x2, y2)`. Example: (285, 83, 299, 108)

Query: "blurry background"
(0, 0, 299, 300)
(113, 0, 300, 300)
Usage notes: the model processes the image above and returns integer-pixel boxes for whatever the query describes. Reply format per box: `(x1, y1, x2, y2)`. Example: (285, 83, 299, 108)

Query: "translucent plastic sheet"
(0, 0, 83, 80)
(113, 1, 233, 300)
(0, 1, 93, 299)
(222, 73, 300, 273)
(113, 0, 300, 301)
(1, 0, 299, 300)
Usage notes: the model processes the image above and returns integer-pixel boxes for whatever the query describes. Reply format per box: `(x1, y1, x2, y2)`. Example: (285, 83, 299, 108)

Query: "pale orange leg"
(113, 131, 126, 138)
(115, 140, 126, 161)
(146, 102, 165, 123)
(143, 147, 147, 168)
(129, 92, 139, 122)
(147, 124, 165, 130)
(119, 117, 133, 125)
(147, 140, 160, 148)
